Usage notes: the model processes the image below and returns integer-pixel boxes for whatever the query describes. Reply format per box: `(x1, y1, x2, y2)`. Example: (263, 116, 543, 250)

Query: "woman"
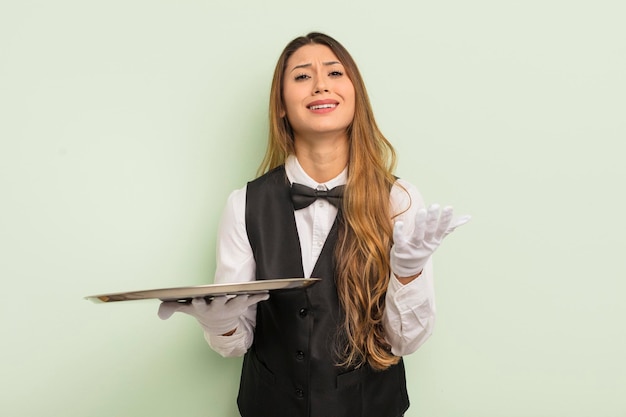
(159, 32, 469, 417)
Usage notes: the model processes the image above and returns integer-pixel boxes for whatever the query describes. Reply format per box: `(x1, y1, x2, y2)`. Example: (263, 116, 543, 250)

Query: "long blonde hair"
(259, 32, 400, 371)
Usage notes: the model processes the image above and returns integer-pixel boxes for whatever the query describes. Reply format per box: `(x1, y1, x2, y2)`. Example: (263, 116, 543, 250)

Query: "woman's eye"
(294, 73, 310, 81)
(329, 71, 343, 77)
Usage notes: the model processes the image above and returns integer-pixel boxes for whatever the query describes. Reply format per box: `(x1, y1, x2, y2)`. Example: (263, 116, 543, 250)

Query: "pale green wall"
(1, 1, 625, 416)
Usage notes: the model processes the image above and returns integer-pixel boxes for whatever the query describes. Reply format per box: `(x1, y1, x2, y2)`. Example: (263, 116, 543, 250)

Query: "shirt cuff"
(205, 326, 249, 358)
(388, 272, 430, 306)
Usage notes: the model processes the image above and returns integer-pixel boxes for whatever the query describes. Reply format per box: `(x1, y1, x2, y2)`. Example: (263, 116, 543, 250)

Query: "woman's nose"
(313, 76, 329, 94)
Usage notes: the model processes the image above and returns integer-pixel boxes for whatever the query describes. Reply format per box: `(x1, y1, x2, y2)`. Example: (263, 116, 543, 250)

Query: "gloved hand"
(158, 293, 269, 335)
(390, 204, 471, 278)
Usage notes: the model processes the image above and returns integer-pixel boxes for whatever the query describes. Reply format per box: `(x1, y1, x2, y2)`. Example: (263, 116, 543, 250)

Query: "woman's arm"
(383, 179, 437, 356)
(384, 260, 436, 356)
(205, 187, 259, 357)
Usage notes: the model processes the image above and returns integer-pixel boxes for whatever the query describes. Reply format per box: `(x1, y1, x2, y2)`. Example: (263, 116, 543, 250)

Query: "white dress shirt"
(206, 155, 436, 358)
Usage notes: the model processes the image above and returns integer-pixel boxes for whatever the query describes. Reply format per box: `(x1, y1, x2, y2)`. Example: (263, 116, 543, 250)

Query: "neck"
(293, 132, 349, 183)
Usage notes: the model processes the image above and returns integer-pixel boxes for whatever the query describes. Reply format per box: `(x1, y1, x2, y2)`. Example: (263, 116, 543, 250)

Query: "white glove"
(158, 293, 269, 335)
(390, 204, 471, 278)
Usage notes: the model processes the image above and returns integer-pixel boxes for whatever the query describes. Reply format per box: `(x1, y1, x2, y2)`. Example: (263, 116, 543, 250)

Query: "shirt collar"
(285, 154, 348, 189)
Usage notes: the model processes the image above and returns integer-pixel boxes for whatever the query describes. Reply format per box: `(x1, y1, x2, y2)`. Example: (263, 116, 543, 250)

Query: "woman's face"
(282, 44, 356, 141)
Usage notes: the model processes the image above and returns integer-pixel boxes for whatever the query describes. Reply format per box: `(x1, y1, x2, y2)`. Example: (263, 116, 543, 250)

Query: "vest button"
(298, 308, 308, 317)
(295, 388, 304, 398)
(296, 350, 305, 360)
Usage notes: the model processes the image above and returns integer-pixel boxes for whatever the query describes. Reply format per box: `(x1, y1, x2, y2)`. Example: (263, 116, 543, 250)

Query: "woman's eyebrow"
(290, 61, 342, 72)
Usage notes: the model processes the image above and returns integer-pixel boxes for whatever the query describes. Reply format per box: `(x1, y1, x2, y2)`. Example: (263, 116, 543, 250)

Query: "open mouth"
(308, 103, 338, 110)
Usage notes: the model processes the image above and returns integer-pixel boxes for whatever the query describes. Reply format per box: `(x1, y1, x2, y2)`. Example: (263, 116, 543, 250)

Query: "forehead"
(286, 44, 342, 69)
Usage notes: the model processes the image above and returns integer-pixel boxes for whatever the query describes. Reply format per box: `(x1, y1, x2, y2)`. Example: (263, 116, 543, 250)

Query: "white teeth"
(309, 104, 337, 110)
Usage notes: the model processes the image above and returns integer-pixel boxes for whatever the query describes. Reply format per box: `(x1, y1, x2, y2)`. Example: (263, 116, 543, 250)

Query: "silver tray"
(85, 278, 320, 303)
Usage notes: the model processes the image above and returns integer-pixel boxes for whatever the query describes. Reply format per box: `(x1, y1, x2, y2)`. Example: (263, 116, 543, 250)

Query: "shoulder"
(221, 184, 248, 227)
(248, 165, 287, 187)
(390, 178, 426, 218)
(226, 184, 247, 206)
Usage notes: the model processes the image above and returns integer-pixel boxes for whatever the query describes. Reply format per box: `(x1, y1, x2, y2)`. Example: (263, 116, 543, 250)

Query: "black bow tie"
(290, 183, 345, 210)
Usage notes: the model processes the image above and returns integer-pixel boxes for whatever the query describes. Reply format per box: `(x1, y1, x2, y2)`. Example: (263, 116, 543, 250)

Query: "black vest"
(237, 166, 409, 417)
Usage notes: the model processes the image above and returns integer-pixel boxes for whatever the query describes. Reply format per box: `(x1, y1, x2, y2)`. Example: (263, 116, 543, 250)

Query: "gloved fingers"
(191, 297, 207, 307)
(433, 206, 454, 241)
(408, 208, 427, 246)
(192, 296, 225, 315)
(392, 221, 407, 246)
(246, 292, 270, 306)
(444, 214, 472, 237)
(452, 214, 472, 228)
(422, 204, 441, 242)
(224, 293, 270, 311)
(158, 301, 189, 320)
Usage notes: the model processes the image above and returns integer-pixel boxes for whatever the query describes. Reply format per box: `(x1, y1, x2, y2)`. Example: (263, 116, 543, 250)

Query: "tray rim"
(85, 278, 320, 303)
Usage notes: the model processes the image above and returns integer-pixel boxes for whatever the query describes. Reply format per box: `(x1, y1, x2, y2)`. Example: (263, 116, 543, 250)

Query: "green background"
(1, 1, 624, 416)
